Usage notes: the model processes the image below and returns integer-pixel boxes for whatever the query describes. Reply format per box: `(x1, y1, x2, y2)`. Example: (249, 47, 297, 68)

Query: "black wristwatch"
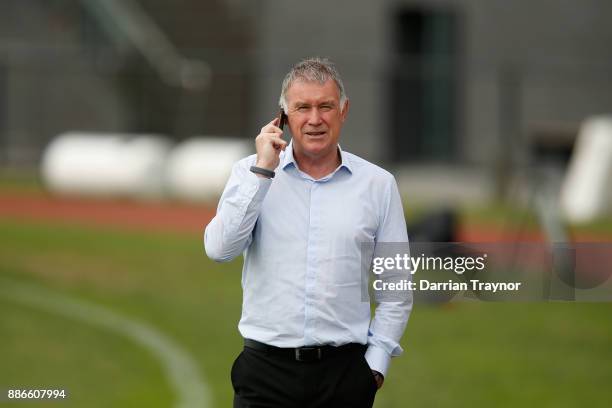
(250, 166, 275, 179)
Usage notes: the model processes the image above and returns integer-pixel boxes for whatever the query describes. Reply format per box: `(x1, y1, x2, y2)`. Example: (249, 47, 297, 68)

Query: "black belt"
(244, 338, 365, 362)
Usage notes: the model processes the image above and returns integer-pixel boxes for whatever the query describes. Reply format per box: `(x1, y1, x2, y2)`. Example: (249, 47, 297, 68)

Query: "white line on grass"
(0, 278, 210, 408)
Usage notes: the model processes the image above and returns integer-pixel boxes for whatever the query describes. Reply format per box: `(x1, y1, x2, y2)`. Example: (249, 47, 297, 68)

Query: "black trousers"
(231, 342, 378, 408)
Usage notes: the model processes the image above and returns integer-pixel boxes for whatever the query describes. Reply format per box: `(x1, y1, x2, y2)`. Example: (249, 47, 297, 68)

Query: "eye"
(320, 104, 333, 112)
(297, 106, 309, 112)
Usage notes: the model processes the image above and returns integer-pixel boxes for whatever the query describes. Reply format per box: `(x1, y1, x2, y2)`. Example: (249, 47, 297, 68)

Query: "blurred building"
(1, 0, 612, 177)
(0, 0, 253, 164)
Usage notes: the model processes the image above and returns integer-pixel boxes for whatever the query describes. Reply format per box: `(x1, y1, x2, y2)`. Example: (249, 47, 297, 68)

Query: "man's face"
(285, 79, 349, 160)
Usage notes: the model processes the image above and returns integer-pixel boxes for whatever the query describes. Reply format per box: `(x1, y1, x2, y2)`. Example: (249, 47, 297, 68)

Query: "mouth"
(304, 131, 327, 138)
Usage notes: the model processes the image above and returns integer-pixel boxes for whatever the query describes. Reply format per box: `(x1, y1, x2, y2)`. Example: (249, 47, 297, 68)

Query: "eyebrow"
(293, 100, 337, 107)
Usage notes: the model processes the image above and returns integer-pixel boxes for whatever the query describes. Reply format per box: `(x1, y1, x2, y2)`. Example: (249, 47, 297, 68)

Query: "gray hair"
(278, 57, 347, 112)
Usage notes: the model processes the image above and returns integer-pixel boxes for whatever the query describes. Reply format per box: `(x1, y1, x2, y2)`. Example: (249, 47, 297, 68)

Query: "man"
(205, 57, 411, 408)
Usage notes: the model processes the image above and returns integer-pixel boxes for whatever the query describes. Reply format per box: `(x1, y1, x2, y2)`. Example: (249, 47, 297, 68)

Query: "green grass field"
(1, 218, 611, 407)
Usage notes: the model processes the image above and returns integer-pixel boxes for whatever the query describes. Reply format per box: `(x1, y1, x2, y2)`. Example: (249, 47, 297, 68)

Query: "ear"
(340, 98, 350, 122)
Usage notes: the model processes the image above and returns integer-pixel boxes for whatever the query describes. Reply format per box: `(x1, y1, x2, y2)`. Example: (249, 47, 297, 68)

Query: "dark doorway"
(389, 7, 460, 162)
(0, 64, 6, 164)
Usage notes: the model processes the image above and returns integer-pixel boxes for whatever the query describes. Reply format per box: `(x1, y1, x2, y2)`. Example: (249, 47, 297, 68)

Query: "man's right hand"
(255, 118, 287, 171)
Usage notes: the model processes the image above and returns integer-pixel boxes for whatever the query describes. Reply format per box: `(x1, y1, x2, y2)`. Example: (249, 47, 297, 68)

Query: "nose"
(307, 108, 322, 126)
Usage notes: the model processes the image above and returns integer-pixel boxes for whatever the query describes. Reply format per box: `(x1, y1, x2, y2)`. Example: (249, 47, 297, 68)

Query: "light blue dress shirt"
(204, 142, 412, 376)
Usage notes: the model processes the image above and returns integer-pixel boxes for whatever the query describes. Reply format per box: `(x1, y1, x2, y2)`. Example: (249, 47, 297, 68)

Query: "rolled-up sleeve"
(204, 158, 272, 263)
(365, 175, 412, 377)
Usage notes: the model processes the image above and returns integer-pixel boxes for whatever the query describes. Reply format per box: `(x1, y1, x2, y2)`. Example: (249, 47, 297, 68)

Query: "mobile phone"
(278, 109, 288, 130)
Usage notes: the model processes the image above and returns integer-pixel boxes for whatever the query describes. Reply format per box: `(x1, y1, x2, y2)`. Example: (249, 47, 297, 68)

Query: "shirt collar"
(281, 140, 353, 174)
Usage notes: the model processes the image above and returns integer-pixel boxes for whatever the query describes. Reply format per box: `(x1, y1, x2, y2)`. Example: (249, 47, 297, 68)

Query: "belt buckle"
(295, 347, 322, 362)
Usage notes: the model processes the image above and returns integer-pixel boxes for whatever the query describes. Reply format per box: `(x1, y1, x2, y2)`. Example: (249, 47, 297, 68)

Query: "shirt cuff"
(240, 167, 272, 203)
(364, 345, 391, 377)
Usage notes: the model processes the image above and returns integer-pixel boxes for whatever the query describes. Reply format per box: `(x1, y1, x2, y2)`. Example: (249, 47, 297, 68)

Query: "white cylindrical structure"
(165, 137, 251, 201)
(561, 116, 612, 223)
(41, 132, 171, 198)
